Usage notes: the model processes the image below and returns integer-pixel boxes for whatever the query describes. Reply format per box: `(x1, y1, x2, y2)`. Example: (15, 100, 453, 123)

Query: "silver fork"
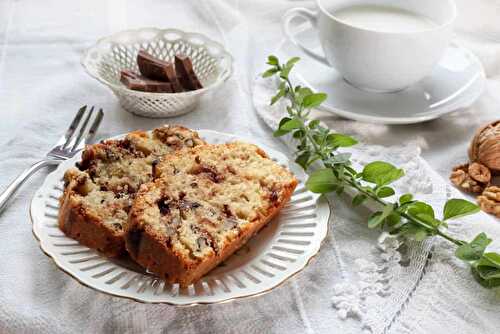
(0, 105, 104, 213)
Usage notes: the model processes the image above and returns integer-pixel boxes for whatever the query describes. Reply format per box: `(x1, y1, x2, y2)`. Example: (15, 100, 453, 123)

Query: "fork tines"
(52, 105, 103, 159)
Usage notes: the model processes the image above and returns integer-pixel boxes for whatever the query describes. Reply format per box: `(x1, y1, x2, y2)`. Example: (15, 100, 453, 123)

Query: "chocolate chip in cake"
(158, 197, 171, 215)
(152, 159, 159, 179)
(191, 225, 218, 254)
(126, 228, 143, 257)
(222, 204, 233, 218)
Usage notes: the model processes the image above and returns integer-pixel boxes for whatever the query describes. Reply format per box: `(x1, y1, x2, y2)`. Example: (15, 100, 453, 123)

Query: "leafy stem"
(263, 55, 500, 289)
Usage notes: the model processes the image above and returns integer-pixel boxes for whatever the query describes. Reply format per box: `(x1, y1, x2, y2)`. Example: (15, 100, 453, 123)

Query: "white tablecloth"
(0, 1, 498, 333)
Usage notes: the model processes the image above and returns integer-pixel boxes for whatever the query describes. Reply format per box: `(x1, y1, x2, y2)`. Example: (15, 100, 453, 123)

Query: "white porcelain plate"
(30, 130, 330, 305)
(278, 24, 486, 124)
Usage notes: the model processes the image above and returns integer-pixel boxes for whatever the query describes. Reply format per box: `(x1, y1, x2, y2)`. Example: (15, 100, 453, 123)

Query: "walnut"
(469, 120, 500, 174)
(477, 186, 500, 218)
(468, 162, 491, 183)
(450, 163, 489, 193)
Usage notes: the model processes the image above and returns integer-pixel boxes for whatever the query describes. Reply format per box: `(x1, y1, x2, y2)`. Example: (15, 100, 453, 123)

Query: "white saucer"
(277, 25, 486, 124)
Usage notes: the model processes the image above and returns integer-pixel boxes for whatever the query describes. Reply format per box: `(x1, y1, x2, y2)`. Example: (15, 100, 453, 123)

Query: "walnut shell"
(469, 120, 500, 174)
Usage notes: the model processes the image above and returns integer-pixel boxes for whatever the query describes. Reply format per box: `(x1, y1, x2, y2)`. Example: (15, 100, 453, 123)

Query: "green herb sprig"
(263, 55, 500, 288)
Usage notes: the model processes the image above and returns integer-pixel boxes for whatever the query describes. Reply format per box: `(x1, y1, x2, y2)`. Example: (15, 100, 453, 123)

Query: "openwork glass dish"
(82, 28, 233, 118)
(30, 130, 330, 305)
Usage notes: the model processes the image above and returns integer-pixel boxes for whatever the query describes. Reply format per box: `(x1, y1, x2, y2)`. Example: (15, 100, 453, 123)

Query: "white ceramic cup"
(282, 0, 457, 92)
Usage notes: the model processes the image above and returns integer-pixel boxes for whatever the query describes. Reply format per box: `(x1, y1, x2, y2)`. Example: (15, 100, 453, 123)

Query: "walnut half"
(477, 186, 500, 218)
(450, 163, 490, 193)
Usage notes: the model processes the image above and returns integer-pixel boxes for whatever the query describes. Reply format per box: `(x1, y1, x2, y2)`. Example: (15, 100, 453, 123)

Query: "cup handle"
(282, 8, 329, 66)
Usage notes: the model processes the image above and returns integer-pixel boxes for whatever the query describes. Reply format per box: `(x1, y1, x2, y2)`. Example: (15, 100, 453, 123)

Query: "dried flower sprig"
(263, 55, 500, 288)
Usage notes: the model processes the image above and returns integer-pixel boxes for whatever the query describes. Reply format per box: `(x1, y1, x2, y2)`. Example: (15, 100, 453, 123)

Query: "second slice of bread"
(125, 142, 298, 286)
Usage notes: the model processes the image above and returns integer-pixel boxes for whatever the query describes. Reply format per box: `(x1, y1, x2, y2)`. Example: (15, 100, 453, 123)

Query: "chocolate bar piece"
(120, 70, 173, 93)
(174, 54, 203, 91)
(136, 50, 184, 92)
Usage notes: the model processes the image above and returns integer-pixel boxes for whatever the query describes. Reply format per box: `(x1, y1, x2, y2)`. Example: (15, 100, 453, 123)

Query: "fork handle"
(0, 159, 61, 214)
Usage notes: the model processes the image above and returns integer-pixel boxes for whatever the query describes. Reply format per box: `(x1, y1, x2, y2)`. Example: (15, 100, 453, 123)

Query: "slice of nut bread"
(58, 125, 205, 257)
(126, 142, 298, 286)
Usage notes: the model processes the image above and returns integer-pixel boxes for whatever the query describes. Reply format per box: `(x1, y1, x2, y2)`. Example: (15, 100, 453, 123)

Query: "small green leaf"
(302, 93, 327, 109)
(280, 118, 302, 131)
(352, 194, 367, 207)
(327, 133, 358, 148)
(376, 186, 395, 198)
(456, 233, 492, 261)
(267, 55, 279, 65)
(270, 89, 286, 105)
(471, 266, 500, 288)
(399, 223, 429, 241)
(278, 117, 291, 127)
(414, 229, 428, 241)
(273, 129, 289, 137)
(385, 212, 401, 229)
(308, 120, 320, 129)
(472, 252, 500, 288)
(407, 201, 435, 219)
(273, 118, 291, 136)
(286, 56, 300, 68)
(296, 87, 314, 102)
(262, 68, 279, 78)
(292, 129, 305, 139)
(327, 153, 352, 165)
(368, 205, 394, 229)
(399, 194, 413, 204)
(415, 213, 441, 228)
(443, 198, 480, 221)
(280, 57, 300, 78)
(295, 152, 311, 170)
(481, 252, 500, 268)
(305, 168, 338, 193)
(368, 211, 384, 228)
(475, 265, 500, 279)
(362, 161, 404, 186)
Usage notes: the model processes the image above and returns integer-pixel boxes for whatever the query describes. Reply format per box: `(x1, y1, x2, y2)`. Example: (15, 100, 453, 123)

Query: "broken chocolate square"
(120, 70, 173, 93)
(137, 50, 184, 92)
(174, 54, 203, 91)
